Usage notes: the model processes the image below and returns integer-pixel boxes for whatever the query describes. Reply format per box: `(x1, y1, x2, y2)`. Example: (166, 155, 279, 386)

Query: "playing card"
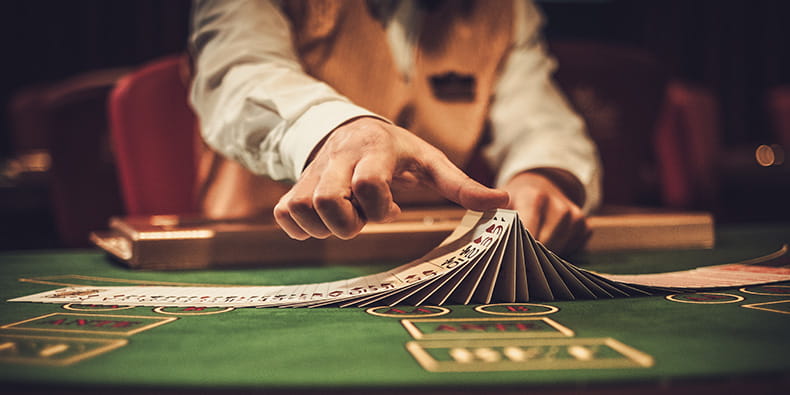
(10, 210, 789, 308)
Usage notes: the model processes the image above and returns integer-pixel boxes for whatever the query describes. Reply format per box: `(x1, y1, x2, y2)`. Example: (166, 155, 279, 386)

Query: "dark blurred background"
(0, 0, 788, 251)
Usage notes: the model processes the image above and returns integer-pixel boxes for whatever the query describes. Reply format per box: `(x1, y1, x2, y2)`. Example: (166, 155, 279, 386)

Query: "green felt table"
(1, 223, 789, 394)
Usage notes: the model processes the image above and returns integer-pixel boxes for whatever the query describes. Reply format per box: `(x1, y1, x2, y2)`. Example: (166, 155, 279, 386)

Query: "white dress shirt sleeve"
(485, 0, 602, 212)
(189, 0, 385, 182)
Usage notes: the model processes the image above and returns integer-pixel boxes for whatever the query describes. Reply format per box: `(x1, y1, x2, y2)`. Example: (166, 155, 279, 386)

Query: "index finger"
(423, 151, 509, 211)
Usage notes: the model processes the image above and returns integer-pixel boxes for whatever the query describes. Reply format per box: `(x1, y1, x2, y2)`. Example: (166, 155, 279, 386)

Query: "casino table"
(1, 222, 789, 394)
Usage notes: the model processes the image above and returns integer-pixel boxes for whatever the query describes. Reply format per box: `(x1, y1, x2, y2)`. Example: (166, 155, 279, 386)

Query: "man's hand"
(503, 170, 590, 254)
(274, 117, 509, 240)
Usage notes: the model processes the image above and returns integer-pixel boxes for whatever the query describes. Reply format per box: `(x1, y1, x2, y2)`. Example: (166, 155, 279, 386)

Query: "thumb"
(426, 155, 510, 211)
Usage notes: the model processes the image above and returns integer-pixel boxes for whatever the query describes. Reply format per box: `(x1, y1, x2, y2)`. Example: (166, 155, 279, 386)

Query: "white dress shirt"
(189, 0, 602, 212)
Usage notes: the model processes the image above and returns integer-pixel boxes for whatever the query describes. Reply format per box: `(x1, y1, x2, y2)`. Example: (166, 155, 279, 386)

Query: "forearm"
(189, 0, 380, 182)
(485, 0, 602, 213)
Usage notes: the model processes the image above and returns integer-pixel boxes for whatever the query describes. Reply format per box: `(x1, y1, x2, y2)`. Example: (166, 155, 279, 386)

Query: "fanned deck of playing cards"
(10, 209, 789, 308)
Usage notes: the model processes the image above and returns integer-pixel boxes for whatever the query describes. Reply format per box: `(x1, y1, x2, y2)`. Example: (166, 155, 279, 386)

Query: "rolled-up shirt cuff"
(279, 100, 391, 181)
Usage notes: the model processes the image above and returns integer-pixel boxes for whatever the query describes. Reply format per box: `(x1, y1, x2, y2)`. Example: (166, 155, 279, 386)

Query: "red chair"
(550, 40, 720, 210)
(5, 69, 130, 247)
(108, 55, 198, 215)
(654, 82, 720, 209)
(768, 85, 790, 150)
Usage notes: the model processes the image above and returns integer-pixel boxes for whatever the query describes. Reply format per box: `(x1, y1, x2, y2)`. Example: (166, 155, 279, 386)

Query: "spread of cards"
(10, 209, 790, 308)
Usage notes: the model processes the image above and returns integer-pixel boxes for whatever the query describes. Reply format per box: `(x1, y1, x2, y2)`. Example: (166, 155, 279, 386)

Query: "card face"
(520, 228, 554, 301)
(469, 228, 511, 304)
(512, 223, 529, 302)
(445, 244, 497, 304)
(445, 214, 514, 304)
(8, 210, 790, 308)
(575, 269, 638, 297)
(491, 223, 519, 303)
(561, 262, 611, 299)
(540, 247, 596, 299)
(423, 256, 482, 306)
(531, 239, 574, 300)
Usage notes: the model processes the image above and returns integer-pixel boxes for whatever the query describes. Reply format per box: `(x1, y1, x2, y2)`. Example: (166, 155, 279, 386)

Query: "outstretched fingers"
(423, 150, 509, 211)
(274, 117, 507, 241)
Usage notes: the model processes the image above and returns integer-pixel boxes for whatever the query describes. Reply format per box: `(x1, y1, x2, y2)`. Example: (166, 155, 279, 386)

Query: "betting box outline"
(741, 299, 790, 315)
(665, 292, 744, 304)
(365, 305, 451, 318)
(1, 312, 177, 336)
(474, 303, 559, 316)
(0, 333, 128, 366)
(400, 316, 575, 340)
(739, 284, 790, 296)
(405, 337, 655, 372)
